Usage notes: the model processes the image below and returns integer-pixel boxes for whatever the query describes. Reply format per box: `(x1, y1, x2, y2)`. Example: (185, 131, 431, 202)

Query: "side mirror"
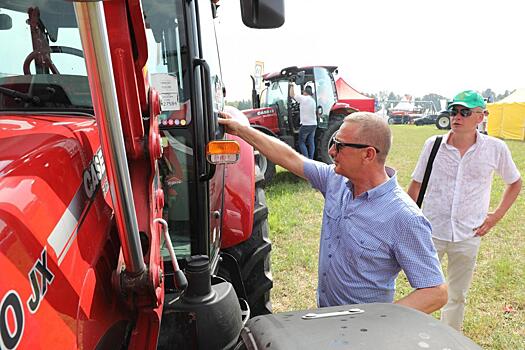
(240, 0, 285, 29)
(0, 14, 12, 30)
(295, 71, 305, 85)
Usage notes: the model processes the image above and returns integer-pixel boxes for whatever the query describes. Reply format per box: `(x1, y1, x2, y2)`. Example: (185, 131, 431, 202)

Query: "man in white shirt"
(407, 90, 522, 331)
(291, 85, 317, 159)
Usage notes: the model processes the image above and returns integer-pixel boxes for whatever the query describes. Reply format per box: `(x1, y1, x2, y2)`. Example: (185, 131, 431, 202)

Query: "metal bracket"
(302, 308, 364, 320)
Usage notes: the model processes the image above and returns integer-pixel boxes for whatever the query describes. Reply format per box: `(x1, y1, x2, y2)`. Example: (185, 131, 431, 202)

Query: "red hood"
(0, 114, 98, 173)
(0, 113, 103, 243)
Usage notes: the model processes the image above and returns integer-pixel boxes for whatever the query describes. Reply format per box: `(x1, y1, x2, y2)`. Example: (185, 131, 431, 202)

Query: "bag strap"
(416, 136, 443, 208)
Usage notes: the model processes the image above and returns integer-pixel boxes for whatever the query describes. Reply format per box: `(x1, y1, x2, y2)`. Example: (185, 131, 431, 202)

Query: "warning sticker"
(151, 73, 180, 111)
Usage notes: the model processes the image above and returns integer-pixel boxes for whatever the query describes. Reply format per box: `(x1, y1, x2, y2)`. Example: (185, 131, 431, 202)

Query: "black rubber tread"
(255, 150, 275, 186)
(221, 167, 273, 316)
(317, 116, 344, 164)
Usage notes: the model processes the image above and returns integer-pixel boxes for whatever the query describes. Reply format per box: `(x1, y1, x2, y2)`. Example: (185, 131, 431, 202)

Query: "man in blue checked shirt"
(219, 109, 447, 314)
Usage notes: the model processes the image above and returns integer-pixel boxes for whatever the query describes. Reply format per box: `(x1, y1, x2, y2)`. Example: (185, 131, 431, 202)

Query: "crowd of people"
(218, 90, 522, 332)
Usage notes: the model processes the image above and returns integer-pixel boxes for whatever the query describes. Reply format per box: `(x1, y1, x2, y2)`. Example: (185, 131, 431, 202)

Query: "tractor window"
(143, 0, 192, 127)
(0, 2, 91, 112)
(198, 0, 224, 114)
(159, 131, 194, 259)
(313, 67, 337, 126)
(266, 80, 288, 106)
(143, 0, 194, 260)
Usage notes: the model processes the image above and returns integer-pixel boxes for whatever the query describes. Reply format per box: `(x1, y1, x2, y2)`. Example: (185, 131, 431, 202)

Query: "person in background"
(290, 84, 317, 159)
(219, 109, 447, 314)
(477, 109, 489, 134)
(407, 90, 522, 331)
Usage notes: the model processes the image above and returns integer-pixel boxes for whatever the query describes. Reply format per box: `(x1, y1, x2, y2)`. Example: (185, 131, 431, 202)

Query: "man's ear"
(476, 112, 484, 124)
(362, 147, 376, 163)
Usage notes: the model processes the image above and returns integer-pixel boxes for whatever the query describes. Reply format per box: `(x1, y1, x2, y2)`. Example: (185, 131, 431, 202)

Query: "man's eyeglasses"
(332, 138, 380, 153)
(449, 108, 483, 118)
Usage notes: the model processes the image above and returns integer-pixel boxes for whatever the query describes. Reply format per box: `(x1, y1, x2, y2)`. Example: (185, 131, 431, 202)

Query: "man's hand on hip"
(474, 212, 500, 237)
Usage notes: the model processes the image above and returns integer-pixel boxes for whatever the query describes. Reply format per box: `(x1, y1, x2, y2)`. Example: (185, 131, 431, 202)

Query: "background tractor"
(243, 66, 357, 183)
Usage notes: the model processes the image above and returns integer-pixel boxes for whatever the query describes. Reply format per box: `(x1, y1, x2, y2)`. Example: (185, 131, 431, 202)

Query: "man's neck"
(351, 167, 390, 197)
(448, 130, 477, 155)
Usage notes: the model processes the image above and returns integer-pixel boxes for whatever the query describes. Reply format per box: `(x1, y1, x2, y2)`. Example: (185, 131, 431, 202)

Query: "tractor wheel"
(221, 165, 272, 316)
(436, 114, 451, 130)
(255, 150, 275, 186)
(318, 116, 344, 164)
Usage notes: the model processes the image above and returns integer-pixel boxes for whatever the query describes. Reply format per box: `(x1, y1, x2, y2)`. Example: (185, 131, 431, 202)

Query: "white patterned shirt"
(412, 131, 521, 242)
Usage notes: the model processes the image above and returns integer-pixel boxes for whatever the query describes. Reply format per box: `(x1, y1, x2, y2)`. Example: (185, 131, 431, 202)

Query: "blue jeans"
(299, 125, 317, 159)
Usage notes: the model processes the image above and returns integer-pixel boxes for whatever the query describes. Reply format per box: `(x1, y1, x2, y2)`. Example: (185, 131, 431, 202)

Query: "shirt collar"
(443, 130, 486, 150)
(347, 166, 398, 200)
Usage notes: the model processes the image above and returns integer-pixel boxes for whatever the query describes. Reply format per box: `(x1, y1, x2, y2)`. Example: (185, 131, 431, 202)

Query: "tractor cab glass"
(0, 1, 91, 113)
(313, 67, 337, 127)
(143, 0, 193, 261)
(144, 0, 225, 264)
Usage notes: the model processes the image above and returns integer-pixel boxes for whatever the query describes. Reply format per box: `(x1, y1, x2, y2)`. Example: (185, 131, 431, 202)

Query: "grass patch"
(266, 125, 525, 348)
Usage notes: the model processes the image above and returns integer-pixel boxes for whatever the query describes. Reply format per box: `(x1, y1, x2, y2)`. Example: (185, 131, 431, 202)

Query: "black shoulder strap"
(416, 136, 443, 208)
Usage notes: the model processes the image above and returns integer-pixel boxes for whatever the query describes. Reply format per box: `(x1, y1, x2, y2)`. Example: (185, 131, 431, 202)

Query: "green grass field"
(265, 125, 525, 349)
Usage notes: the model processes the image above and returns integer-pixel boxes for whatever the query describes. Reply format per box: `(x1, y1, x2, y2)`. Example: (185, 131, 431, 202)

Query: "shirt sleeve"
(496, 141, 521, 184)
(411, 136, 437, 183)
(303, 159, 333, 195)
(393, 214, 445, 288)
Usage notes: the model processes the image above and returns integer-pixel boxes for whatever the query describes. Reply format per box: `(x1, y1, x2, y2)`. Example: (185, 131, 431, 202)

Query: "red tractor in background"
(0, 0, 481, 349)
(242, 66, 356, 183)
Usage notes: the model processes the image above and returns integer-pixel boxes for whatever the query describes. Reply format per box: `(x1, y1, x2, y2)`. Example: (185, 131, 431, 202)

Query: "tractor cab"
(245, 65, 355, 180)
(259, 66, 339, 134)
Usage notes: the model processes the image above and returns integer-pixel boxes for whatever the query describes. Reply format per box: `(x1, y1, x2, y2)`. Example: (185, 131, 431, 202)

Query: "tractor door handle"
(194, 58, 216, 181)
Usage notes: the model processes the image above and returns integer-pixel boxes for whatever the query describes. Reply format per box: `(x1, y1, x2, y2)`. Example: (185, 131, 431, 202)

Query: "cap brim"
(449, 101, 485, 109)
(449, 102, 470, 108)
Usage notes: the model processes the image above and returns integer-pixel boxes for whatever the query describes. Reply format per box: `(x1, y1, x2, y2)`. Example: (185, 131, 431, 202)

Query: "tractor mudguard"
(219, 107, 273, 316)
(221, 107, 256, 249)
(240, 303, 481, 350)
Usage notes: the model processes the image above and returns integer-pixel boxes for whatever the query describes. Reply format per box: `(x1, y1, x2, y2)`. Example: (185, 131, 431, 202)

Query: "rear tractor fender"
(221, 106, 257, 249)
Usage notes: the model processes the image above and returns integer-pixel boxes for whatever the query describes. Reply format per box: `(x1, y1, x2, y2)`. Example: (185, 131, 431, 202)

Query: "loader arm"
(73, 1, 164, 348)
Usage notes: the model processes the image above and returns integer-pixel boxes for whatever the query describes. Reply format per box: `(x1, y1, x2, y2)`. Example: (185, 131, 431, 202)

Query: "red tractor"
(243, 66, 356, 183)
(0, 0, 481, 349)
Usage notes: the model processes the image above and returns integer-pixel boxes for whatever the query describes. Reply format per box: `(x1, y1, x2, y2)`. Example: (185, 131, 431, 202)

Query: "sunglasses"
(449, 108, 483, 118)
(332, 137, 380, 153)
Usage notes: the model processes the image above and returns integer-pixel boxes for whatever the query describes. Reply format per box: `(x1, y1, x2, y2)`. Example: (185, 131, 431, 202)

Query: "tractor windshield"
(313, 67, 337, 127)
(0, 1, 91, 113)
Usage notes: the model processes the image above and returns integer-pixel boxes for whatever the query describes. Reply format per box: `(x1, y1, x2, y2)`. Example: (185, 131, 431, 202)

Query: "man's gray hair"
(343, 112, 392, 163)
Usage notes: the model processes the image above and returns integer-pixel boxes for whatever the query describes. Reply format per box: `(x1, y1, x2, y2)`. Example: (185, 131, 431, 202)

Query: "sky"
(216, 0, 525, 101)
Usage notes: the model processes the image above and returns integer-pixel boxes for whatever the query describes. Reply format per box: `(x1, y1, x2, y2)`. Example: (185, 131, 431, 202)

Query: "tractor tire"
(255, 150, 275, 186)
(221, 166, 272, 316)
(436, 114, 451, 130)
(387, 117, 395, 125)
(318, 116, 344, 164)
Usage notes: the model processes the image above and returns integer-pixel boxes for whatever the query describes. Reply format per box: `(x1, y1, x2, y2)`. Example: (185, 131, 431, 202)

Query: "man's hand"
(218, 107, 307, 179)
(474, 212, 500, 237)
(218, 111, 243, 136)
(474, 178, 522, 237)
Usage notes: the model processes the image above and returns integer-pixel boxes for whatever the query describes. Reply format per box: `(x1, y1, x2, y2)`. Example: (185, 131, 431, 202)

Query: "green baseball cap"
(449, 90, 486, 109)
